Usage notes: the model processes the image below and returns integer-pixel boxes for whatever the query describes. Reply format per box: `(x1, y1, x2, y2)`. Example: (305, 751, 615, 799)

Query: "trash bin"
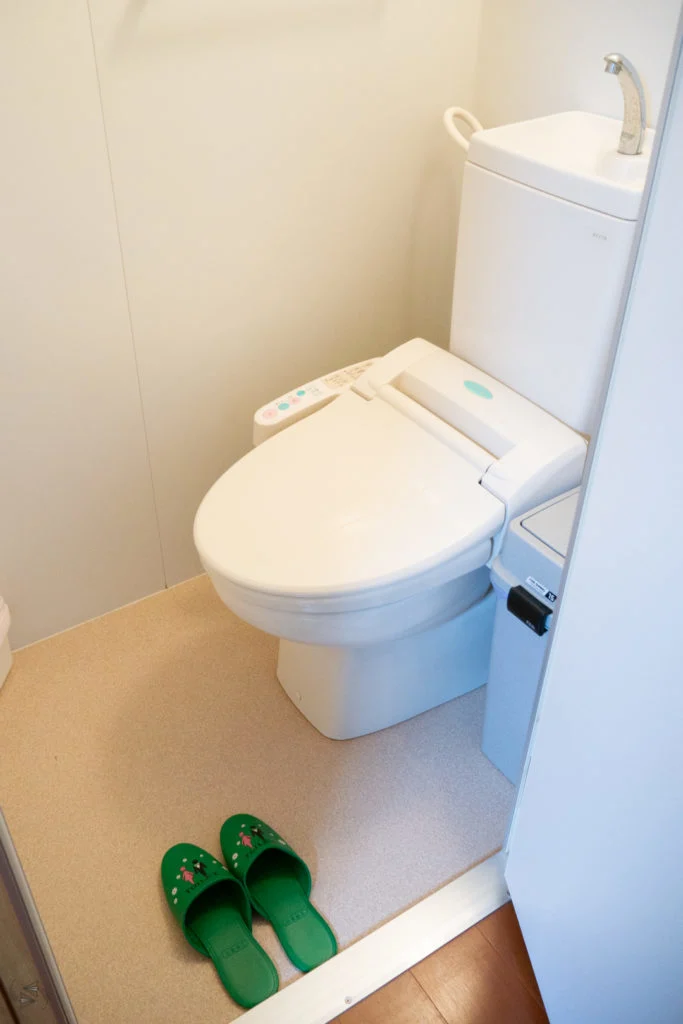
(0, 596, 11, 690)
(482, 489, 579, 784)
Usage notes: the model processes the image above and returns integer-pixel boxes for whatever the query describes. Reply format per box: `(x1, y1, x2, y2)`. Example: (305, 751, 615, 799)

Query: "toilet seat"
(194, 389, 506, 614)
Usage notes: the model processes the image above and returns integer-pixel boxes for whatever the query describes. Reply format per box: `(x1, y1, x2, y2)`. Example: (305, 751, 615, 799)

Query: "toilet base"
(276, 589, 495, 739)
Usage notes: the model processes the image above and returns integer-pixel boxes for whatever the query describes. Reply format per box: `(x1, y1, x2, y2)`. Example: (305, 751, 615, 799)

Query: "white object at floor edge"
(0, 596, 12, 690)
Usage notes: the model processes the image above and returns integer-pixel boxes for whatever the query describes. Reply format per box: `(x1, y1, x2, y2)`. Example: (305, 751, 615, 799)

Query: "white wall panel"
(473, 0, 680, 129)
(0, 2, 164, 647)
(88, 0, 483, 583)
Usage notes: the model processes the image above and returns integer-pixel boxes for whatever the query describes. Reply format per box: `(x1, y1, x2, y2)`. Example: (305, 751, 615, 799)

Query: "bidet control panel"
(253, 359, 378, 445)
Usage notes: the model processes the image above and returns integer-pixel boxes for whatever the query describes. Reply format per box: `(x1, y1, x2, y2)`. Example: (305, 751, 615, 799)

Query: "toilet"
(195, 112, 639, 739)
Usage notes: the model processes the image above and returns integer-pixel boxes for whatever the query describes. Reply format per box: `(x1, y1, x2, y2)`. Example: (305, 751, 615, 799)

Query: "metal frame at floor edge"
(0, 810, 79, 1024)
(240, 850, 510, 1024)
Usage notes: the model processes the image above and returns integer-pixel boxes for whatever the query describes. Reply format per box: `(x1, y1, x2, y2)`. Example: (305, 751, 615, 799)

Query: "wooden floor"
(334, 903, 549, 1024)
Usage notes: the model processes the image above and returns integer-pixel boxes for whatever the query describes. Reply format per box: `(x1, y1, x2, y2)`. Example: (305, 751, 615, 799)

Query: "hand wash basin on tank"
(468, 110, 654, 220)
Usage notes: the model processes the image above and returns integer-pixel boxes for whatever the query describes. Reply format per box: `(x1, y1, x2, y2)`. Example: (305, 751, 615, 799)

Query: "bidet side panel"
(450, 163, 636, 435)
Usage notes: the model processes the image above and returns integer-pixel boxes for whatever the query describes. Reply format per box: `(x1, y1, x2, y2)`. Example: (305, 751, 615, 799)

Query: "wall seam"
(83, 0, 168, 588)
(468, 0, 488, 122)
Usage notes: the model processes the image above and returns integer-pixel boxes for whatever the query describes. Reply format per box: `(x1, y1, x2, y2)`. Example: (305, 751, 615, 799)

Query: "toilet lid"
(194, 391, 505, 598)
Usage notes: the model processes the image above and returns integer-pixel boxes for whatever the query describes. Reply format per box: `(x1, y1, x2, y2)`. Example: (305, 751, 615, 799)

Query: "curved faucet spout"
(604, 53, 646, 155)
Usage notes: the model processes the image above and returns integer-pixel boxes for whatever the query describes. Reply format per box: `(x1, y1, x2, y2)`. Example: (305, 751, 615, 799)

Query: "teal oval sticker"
(464, 380, 493, 400)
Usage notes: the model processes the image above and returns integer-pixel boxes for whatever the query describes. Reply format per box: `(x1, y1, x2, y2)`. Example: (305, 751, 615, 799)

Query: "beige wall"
(2, 0, 680, 647)
(87, 0, 483, 586)
(474, 0, 681, 128)
(1, 0, 481, 645)
(0, 3, 165, 648)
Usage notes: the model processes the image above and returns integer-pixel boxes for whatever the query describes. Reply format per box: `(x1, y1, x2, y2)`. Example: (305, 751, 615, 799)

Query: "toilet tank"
(450, 112, 648, 435)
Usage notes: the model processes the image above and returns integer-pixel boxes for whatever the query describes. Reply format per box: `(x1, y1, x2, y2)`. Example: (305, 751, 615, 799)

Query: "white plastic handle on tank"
(443, 107, 484, 152)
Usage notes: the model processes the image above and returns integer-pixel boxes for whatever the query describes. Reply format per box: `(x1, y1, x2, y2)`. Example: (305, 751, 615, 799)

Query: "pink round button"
(291, 397, 300, 404)
(263, 409, 276, 419)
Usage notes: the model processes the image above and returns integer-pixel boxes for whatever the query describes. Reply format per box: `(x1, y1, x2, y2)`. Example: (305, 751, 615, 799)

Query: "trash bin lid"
(520, 490, 580, 558)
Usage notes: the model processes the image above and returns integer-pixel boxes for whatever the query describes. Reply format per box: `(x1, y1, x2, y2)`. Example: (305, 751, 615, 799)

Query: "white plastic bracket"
(443, 107, 484, 152)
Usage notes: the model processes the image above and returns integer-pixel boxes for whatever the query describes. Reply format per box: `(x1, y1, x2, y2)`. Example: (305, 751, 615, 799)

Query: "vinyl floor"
(0, 575, 514, 1023)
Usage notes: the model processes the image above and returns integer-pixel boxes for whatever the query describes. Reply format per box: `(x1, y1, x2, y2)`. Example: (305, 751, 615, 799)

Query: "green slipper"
(220, 814, 337, 972)
(161, 843, 278, 1008)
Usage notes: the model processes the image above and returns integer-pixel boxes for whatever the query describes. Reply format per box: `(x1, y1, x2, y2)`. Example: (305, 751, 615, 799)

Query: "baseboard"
(242, 851, 509, 1024)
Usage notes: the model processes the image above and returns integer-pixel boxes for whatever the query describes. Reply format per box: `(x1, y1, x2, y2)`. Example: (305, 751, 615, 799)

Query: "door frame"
(0, 811, 77, 1024)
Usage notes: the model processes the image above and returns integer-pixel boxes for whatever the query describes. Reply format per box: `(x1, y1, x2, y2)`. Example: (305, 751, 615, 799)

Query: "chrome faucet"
(603, 53, 646, 155)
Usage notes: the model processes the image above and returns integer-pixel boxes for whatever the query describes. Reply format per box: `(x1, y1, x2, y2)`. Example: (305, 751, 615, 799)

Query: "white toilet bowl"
(208, 559, 496, 739)
(195, 343, 586, 739)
